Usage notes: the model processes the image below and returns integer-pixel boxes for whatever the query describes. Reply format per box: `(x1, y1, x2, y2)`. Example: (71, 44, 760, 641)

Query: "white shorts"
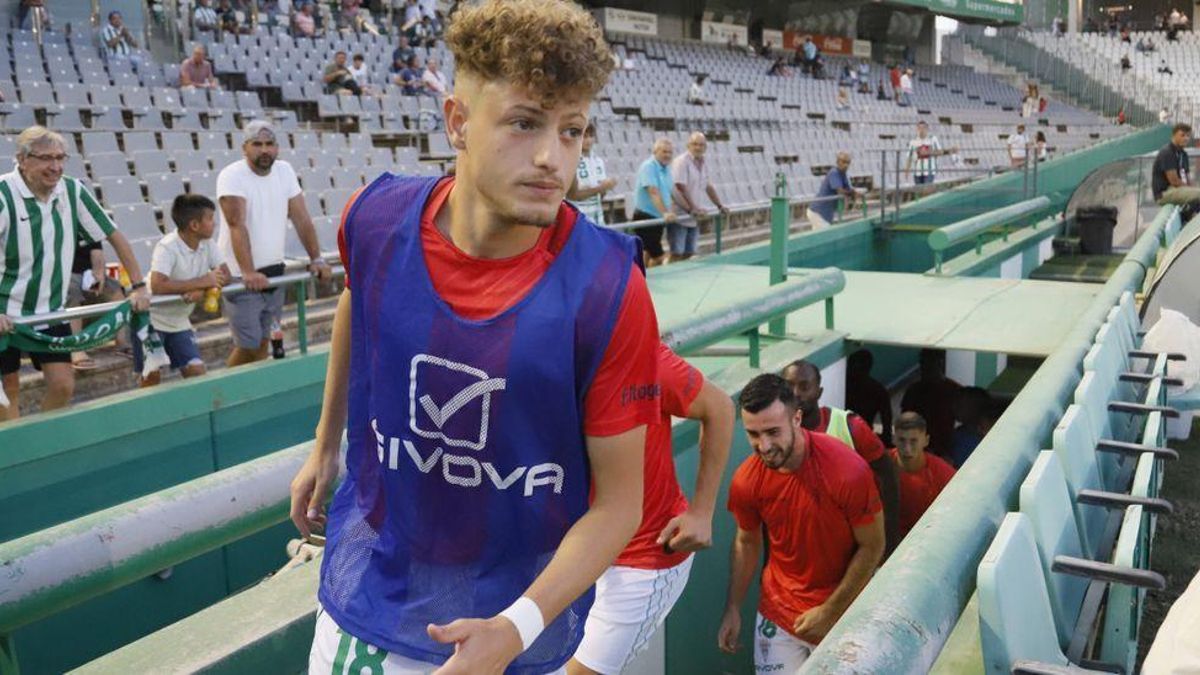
(309, 605, 567, 675)
(573, 556, 693, 674)
(753, 613, 815, 674)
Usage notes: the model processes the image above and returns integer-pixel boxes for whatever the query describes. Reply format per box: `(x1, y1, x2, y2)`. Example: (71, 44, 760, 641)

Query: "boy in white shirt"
(568, 122, 616, 226)
(136, 194, 229, 386)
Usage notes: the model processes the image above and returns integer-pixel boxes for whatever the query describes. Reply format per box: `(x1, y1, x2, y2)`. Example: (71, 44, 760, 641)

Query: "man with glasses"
(215, 120, 331, 368)
(0, 125, 150, 420)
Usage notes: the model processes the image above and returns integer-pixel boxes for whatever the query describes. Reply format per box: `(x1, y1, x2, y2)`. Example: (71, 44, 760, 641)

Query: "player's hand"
(657, 508, 713, 553)
(243, 271, 270, 292)
(309, 259, 333, 282)
(717, 606, 741, 653)
(0, 314, 12, 335)
(427, 616, 524, 675)
(129, 286, 151, 312)
(289, 447, 340, 539)
(182, 290, 204, 303)
(792, 602, 838, 643)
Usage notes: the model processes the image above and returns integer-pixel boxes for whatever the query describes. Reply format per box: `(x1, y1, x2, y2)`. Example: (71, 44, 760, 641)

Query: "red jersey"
(889, 449, 956, 536)
(337, 178, 660, 437)
(615, 344, 701, 570)
(815, 407, 886, 464)
(728, 429, 881, 640)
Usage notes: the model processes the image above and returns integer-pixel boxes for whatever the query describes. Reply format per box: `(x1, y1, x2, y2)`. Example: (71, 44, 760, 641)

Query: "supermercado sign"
(881, 0, 1022, 23)
(601, 8, 658, 36)
(701, 20, 749, 45)
(784, 32, 857, 55)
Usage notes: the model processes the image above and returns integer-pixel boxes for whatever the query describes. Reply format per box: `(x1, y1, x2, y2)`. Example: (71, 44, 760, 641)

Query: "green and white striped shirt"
(0, 171, 116, 317)
(907, 135, 942, 179)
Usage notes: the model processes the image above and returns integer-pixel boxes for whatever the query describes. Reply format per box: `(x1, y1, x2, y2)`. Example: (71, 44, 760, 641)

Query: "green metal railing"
(929, 196, 1053, 273)
(801, 205, 1182, 675)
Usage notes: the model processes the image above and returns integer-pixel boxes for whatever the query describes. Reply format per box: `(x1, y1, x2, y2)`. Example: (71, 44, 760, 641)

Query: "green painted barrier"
(801, 206, 1181, 675)
(928, 197, 1052, 273)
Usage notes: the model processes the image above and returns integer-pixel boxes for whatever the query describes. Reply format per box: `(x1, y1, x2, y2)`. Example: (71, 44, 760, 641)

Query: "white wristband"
(498, 596, 544, 651)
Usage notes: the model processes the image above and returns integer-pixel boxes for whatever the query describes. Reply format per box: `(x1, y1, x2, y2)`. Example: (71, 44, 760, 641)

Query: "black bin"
(1076, 205, 1118, 255)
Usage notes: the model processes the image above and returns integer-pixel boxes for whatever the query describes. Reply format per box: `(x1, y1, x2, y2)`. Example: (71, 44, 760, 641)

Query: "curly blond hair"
(446, 0, 613, 107)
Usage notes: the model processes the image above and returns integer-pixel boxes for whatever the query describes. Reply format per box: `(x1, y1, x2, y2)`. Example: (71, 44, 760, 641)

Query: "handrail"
(0, 270, 847, 636)
(928, 196, 1052, 273)
(603, 192, 855, 232)
(802, 205, 1181, 675)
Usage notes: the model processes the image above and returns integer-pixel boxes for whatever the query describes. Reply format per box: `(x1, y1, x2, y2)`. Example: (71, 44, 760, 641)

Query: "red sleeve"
(849, 414, 885, 463)
(658, 343, 704, 419)
(932, 455, 957, 492)
(582, 264, 661, 436)
(726, 462, 762, 531)
(336, 186, 367, 289)
(839, 457, 883, 528)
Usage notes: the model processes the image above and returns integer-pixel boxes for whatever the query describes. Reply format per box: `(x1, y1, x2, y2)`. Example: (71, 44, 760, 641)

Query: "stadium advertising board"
(701, 21, 749, 45)
(880, 0, 1023, 23)
(601, 7, 659, 36)
(852, 39, 872, 57)
(762, 28, 785, 48)
(783, 31, 855, 55)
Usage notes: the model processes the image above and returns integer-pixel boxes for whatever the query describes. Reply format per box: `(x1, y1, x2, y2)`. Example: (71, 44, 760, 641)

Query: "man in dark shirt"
(845, 348, 893, 446)
(1153, 123, 1200, 210)
(900, 349, 961, 459)
(392, 36, 415, 67)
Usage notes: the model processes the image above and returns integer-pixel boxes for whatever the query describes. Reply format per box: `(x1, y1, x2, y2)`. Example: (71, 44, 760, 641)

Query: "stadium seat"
(133, 152, 172, 178)
(110, 203, 164, 240)
(97, 176, 144, 206)
(162, 131, 195, 153)
(89, 153, 131, 179)
(145, 173, 187, 206)
(123, 131, 159, 154)
(185, 170, 217, 197)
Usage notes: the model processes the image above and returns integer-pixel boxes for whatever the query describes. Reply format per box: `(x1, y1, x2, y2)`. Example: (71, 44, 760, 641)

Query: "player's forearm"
(823, 534, 883, 614)
(723, 534, 761, 611)
(691, 391, 733, 515)
(314, 291, 352, 457)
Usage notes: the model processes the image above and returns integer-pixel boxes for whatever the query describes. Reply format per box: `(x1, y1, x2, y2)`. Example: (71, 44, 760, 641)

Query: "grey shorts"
(224, 285, 284, 349)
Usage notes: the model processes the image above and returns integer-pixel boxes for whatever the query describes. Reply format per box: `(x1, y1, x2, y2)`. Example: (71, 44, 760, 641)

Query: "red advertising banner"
(783, 31, 854, 55)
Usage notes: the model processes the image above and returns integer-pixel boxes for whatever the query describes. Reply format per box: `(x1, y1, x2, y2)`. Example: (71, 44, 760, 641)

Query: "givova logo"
(408, 354, 507, 451)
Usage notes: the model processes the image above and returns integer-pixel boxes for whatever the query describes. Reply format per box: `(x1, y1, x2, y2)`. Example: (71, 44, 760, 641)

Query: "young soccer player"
(291, 1, 661, 673)
(890, 412, 956, 538)
(135, 194, 229, 386)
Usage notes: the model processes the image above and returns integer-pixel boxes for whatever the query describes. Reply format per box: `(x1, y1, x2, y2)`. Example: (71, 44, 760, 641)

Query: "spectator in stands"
(800, 37, 818, 76)
(1021, 83, 1037, 118)
(1145, 37, 1157, 52)
(412, 15, 437, 48)
(889, 64, 902, 103)
(137, 194, 230, 388)
(1007, 123, 1029, 169)
(783, 359, 900, 555)
(340, 0, 361, 29)
(392, 35, 415, 67)
(876, 79, 888, 100)
(1152, 123, 1200, 212)
(348, 53, 376, 95)
(949, 386, 996, 467)
(889, 412, 955, 538)
(687, 74, 708, 105)
(102, 11, 142, 69)
(400, 0, 422, 35)
(0, 126, 150, 420)
(323, 51, 362, 95)
(219, 0, 252, 35)
(1159, 59, 1174, 76)
(66, 241, 128, 371)
(215, 121, 331, 368)
(633, 138, 677, 267)
(670, 132, 728, 262)
(18, 0, 52, 32)
(567, 122, 616, 227)
(899, 348, 961, 458)
(180, 45, 219, 90)
(292, 2, 317, 37)
(394, 55, 422, 95)
(904, 120, 951, 185)
(1120, 26, 1131, 43)
(857, 61, 871, 93)
(898, 68, 914, 106)
(421, 57, 450, 97)
(810, 152, 856, 229)
(835, 85, 850, 110)
(1160, 107, 1172, 124)
(1120, 54, 1132, 71)
(1035, 131, 1049, 161)
(194, 0, 221, 34)
(767, 57, 790, 77)
(719, 374, 884, 671)
(845, 348, 893, 447)
(1052, 15, 1065, 37)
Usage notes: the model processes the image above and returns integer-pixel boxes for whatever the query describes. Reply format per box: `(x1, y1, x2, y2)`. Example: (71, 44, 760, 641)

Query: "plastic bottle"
(203, 288, 221, 314)
(118, 265, 131, 289)
(271, 320, 285, 359)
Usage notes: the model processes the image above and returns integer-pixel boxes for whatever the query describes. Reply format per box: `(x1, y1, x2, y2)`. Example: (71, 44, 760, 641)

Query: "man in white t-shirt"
(216, 120, 331, 367)
(670, 132, 728, 262)
(1007, 124, 1029, 169)
(903, 120, 954, 185)
(137, 194, 229, 387)
(567, 122, 616, 226)
(421, 57, 449, 97)
(898, 69, 914, 106)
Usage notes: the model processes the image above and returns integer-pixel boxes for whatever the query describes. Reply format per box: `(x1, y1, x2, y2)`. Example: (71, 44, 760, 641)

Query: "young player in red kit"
(719, 373, 884, 672)
(570, 343, 733, 674)
(289, 2, 662, 673)
(890, 412, 955, 538)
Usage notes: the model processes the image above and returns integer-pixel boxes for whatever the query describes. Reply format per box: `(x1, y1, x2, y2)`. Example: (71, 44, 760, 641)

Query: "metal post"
(768, 172, 788, 336)
(714, 213, 723, 254)
(746, 328, 760, 368)
(934, 251, 943, 274)
(1022, 152, 1030, 199)
(824, 297, 835, 330)
(879, 149, 887, 221)
(296, 280, 309, 355)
